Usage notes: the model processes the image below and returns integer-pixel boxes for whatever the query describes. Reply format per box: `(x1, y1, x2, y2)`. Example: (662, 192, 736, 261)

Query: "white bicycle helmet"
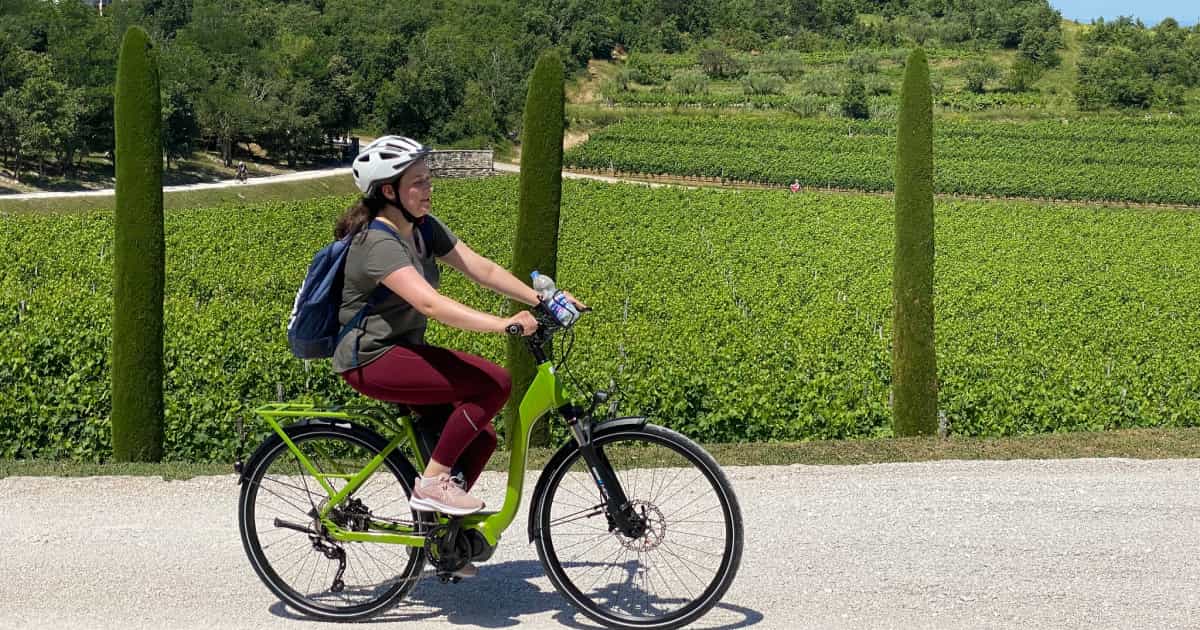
(351, 135, 431, 196)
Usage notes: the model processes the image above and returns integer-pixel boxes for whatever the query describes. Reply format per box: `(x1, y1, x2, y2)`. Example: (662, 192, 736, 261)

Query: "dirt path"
(3, 459, 1198, 629)
(0, 167, 353, 200)
(567, 59, 612, 105)
(8, 156, 1197, 214)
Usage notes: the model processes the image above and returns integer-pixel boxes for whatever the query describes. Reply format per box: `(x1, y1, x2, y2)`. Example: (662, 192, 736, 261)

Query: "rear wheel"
(237, 422, 430, 621)
(532, 423, 744, 630)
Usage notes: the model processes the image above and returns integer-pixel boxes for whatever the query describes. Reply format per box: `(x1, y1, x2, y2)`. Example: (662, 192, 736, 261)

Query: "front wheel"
(532, 423, 744, 630)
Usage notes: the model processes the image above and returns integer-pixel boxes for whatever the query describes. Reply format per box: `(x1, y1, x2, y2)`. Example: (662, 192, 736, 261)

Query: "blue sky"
(1050, 1, 1198, 26)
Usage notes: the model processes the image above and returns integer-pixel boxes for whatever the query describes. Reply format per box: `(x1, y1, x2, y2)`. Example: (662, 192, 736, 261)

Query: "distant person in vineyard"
(331, 136, 586, 572)
(789, 179, 800, 193)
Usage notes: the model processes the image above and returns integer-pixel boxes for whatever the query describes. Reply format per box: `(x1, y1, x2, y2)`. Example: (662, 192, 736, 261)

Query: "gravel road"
(1, 167, 355, 200)
(1, 163, 665, 201)
(3, 458, 1198, 630)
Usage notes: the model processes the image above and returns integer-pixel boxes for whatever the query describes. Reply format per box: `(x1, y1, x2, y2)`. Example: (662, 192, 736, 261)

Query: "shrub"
(864, 74, 893, 96)
(841, 76, 870, 119)
(803, 71, 842, 96)
(670, 70, 710, 95)
(742, 73, 786, 95)
(847, 51, 879, 74)
(1004, 56, 1044, 93)
(1076, 48, 1154, 110)
(963, 59, 1001, 94)
(613, 67, 632, 91)
(698, 47, 744, 79)
(626, 55, 666, 85)
(787, 95, 825, 117)
(772, 55, 806, 80)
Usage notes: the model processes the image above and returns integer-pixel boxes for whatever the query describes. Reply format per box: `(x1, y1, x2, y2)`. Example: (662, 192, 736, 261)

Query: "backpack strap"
(338, 219, 419, 368)
(338, 283, 390, 368)
(368, 217, 401, 239)
(335, 284, 389, 344)
(369, 217, 435, 258)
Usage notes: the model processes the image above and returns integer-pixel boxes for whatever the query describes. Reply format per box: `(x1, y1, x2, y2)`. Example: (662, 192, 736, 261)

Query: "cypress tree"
(892, 48, 938, 436)
(506, 51, 565, 448)
(111, 26, 166, 461)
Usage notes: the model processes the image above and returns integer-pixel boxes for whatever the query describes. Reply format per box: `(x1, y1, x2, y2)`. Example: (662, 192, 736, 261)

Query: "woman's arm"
(440, 241, 540, 306)
(380, 265, 528, 333)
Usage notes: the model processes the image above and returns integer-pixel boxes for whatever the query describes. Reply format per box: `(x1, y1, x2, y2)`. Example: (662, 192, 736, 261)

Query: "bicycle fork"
(561, 405, 647, 539)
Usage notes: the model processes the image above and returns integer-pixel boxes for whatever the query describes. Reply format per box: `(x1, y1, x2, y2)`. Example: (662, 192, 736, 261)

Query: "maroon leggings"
(341, 344, 511, 490)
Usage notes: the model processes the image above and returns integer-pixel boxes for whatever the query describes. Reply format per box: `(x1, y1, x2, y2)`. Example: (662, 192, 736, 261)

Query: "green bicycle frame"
(250, 361, 569, 548)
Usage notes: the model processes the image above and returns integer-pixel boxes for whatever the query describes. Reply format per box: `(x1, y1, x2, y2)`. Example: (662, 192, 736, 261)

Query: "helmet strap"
(398, 203, 423, 226)
(376, 180, 428, 255)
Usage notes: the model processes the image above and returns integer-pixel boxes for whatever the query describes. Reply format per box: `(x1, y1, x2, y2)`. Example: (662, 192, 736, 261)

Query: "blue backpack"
(286, 220, 409, 361)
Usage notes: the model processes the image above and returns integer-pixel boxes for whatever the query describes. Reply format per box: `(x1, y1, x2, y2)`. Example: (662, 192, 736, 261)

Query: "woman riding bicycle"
(332, 136, 586, 525)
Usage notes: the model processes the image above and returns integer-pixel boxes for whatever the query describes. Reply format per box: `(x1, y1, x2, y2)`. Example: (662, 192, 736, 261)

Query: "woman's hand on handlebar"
(502, 311, 539, 336)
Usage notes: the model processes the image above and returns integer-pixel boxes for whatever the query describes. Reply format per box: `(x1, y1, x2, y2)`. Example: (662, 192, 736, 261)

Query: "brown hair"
(333, 194, 390, 241)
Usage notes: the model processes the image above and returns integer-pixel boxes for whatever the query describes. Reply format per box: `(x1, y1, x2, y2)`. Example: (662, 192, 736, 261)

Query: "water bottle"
(531, 270, 580, 326)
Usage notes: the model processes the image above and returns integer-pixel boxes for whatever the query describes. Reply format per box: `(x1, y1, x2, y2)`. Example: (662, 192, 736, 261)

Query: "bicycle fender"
(527, 416, 650, 542)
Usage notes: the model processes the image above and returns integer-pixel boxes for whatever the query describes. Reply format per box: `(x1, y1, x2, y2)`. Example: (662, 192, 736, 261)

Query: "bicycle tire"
(532, 423, 744, 630)
(237, 422, 430, 621)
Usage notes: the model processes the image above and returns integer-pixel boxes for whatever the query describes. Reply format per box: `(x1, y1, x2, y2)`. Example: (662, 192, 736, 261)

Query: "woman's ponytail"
(334, 195, 389, 241)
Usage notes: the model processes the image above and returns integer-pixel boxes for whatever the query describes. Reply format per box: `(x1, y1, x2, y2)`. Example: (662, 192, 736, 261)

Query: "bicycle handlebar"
(507, 301, 593, 342)
(506, 301, 592, 338)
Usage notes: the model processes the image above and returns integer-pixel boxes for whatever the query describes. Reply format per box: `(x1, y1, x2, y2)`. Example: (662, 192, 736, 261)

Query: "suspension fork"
(562, 405, 646, 538)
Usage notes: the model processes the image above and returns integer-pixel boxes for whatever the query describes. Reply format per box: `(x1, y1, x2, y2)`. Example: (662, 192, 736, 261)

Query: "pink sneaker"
(410, 473, 484, 516)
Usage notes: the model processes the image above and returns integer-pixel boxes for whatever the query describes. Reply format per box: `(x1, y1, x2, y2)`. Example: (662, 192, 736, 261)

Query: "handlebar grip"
(505, 323, 524, 336)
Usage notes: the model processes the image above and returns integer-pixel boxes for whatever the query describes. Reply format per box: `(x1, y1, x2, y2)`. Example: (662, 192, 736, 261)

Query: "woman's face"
(391, 160, 432, 216)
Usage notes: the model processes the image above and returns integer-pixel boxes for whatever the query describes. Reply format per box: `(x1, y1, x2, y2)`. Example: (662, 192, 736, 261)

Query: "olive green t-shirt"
(332, 217, 458, 373)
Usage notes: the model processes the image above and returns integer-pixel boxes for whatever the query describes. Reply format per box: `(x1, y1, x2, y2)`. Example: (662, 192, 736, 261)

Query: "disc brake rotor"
(614, 500, 666, 552)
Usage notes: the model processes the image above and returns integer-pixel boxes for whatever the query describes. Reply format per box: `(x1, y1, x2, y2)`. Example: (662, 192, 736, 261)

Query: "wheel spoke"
(549, 532, 610, 553)
(557, 477, 600, 507)
(536, 428, 741, 627)
(583, 544, 629, 594)
(255, 477, 324, 515)
(652, 470, 705, 511)
(664, 528, 727, 542)
(652, 545, 696, 601)
(658, 540, 719, 574)
(240, 429, 426, 619)
(647, 464, 688, 505)
(564, 531, 619, 565)
(656, 547, 707, 593)
(672, 500, 723, 525)
(548, 504, 606, 528)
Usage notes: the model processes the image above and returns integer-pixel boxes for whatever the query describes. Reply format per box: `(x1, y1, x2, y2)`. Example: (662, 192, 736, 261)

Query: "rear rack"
(254, 402, 355, 419)
(253, 402, 407, 423)
(236, 402, 418, 481)
(251, 402, 415, 439)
